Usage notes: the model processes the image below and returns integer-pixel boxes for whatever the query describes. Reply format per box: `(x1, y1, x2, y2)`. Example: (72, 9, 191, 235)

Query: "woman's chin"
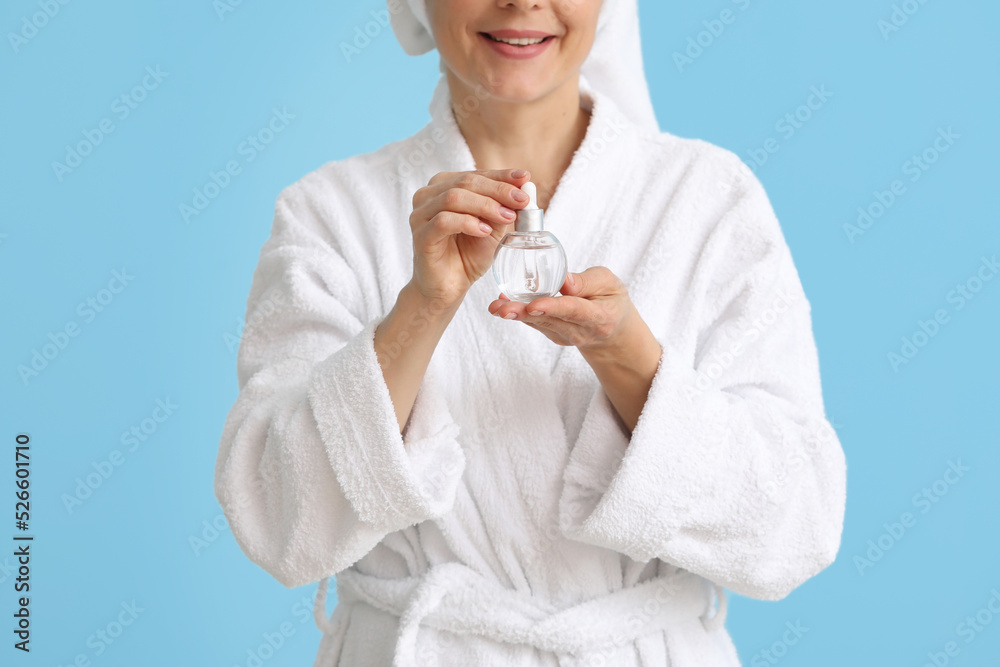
(472, 75, 564, 106)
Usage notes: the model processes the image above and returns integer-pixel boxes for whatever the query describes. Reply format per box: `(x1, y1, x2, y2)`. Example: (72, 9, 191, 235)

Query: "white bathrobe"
(214, 75, 848, 667)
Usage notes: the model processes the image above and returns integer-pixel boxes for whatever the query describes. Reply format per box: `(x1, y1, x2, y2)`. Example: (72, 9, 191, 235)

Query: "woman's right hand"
(408, 168, 532, 307)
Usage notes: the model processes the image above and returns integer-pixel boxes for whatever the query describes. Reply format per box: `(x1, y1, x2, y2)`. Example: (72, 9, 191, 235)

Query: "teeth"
(487, 34, 547, 46)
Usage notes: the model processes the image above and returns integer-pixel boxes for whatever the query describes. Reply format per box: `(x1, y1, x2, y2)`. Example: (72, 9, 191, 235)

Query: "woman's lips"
(487, 29, 553, 39)
(479, 31, 555, 59)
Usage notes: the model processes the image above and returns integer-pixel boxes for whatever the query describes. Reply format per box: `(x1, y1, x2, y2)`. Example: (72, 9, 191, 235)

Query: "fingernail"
(567, 274, 575, 288)
(479, 222, 493, 234)
(528, 310, 543, 316)
(500, 206, 516, 220)
(511, 169, 528, 179)
(503, 312, 517, 320)
(512, 188, 528, 203)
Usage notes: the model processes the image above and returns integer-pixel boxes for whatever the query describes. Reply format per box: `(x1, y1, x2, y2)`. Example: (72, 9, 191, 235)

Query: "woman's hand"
(486, 266, 643, 355)
(409, 168, 532, 308)
(488, 266, 664, 432)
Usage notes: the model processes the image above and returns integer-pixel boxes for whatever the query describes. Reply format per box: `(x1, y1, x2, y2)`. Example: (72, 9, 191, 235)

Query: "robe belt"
(313, 562, 727, 666)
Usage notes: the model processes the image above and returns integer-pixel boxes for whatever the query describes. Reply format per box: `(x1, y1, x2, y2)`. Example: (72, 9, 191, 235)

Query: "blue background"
(2, 0, 998, 665)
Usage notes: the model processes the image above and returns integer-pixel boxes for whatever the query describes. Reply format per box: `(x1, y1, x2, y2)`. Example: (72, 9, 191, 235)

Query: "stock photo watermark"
(231, 588, 321, 667)
(214, 0, 248, 21)
(744, 85, 834, 172)
(340, 1, 407, 63)
(672, 0, 756, 73)
(682, 286, 801, 400)
(12, 433, 33, 652)
(853, 459, 969, 575)
(0, 554, 20, 586)
(61, 398, 179, 513)
(887, 253, 997, 372)
(917, 587, 1000, 666)
(54, 600, 145, 666)
(383, 82, 496, 189)
(179, 107, 295, 223)
(749, 620, 809, 667)
(51, 66, 169, 182)
(759, 417, 843, 498)
(17, 268, 134, 386)
(188, 512, 230, 556)
(375, 298, 459, 372)
(558, 113, 627, 191)
(7, 0, 72, 54)
(223, 286, 289, 353)
(878, 0, 935, 40)
(844, 126, 959, 244)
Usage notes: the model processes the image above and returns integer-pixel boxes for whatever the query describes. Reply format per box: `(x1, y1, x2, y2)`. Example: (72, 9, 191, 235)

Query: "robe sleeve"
(557, 159, 847, 601)
(214, 181, 466, 589)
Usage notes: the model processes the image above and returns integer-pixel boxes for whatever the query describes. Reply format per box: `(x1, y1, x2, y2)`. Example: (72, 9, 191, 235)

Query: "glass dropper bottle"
(492, 181, 568, 303)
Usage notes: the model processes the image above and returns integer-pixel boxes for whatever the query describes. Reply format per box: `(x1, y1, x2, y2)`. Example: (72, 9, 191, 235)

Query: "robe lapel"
(425, 74, 635, 386)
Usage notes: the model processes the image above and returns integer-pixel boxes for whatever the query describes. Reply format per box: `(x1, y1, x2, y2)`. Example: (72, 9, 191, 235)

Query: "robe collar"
(424, 74, 636, 263)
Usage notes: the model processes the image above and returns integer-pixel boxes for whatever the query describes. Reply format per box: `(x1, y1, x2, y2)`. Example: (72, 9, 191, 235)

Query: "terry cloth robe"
(213, 75, 848, 667)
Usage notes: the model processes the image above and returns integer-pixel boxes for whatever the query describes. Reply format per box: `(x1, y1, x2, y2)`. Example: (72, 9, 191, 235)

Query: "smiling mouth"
(481, 32, 555, 46)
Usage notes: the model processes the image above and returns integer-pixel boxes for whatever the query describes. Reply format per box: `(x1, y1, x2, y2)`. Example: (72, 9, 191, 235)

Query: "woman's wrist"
(578, 307, 663, 434)
(400, 279, 465, 323)
(374, 280, 462, 369)
(373, 280, 464, 435)
(578, 304, 652, 362)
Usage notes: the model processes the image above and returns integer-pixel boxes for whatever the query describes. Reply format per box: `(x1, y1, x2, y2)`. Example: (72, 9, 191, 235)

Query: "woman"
(213, 0, 848, 664)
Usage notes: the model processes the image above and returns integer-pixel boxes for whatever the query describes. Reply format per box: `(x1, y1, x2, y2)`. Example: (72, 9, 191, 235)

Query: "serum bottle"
(492, 181, 568, 303)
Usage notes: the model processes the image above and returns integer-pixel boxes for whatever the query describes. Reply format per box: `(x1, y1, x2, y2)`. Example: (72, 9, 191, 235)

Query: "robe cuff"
(307, 314, 466, 534)
(559, 335, 696, 562)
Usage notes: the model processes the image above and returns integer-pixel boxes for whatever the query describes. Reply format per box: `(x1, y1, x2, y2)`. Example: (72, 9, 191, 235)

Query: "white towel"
(387, 0, 660, 132)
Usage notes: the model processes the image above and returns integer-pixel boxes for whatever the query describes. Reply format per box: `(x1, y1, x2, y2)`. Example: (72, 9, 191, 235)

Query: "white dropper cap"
(515, 181, 544, 232)
(521, 181, 539, 209)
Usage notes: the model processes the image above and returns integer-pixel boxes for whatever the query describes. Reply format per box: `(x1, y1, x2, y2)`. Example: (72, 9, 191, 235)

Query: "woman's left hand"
(487, 266, 639, 355)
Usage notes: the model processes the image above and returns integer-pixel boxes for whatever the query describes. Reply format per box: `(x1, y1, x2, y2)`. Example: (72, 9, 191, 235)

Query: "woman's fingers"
(411, 169, 533, 243)
(437, 186, 519, 225)
(429, 168, 530, 188)
(420, 170, 531, 211)
(414, 210, 495, 247)
(489, 267, 628, 332)
(492, 295, 596, 325)
(406, 169, 532, 306)
(490, 295, 623, 349)
(413, 190, 519, 245)
(559, 267, 624, 298)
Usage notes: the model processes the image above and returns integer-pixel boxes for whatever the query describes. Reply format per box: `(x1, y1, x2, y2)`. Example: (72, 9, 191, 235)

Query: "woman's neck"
(447, 71, 590, 210)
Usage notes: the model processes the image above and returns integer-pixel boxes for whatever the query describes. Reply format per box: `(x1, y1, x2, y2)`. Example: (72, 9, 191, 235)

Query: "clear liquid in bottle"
(492, 231, 567, 302)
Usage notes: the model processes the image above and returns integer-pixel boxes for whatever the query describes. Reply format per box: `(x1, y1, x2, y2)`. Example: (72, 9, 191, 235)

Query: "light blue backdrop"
(2, 1, 998, 665)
